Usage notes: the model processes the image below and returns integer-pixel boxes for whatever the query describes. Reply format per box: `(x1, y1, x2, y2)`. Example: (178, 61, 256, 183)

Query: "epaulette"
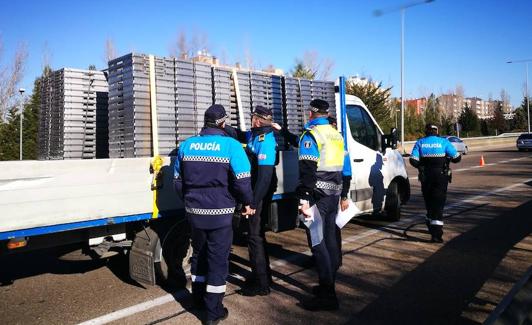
(258, 134, 265, 142)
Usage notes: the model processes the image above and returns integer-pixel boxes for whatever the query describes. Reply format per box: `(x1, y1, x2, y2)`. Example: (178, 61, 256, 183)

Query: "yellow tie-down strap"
(150, 155, 164, 219)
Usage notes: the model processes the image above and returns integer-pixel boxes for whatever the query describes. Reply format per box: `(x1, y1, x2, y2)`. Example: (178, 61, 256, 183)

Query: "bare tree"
(178, 31, 187, 58)
(455, 84, 464, 97)
(190, 29, 209, 56)
(41, 41, 52, 70)
(169, 30, 189, 59)
(303, 50, 320, 76)
(0, 36, 28, 120)
(103, 38, 117, 64)
(244, 46, 254, 70)
(292, 50, 335, 80)
(318, 57, 334, 80)
(500, 88, 510, 105)
(170, 29, 210, 59)
(219, 47, 229, 65)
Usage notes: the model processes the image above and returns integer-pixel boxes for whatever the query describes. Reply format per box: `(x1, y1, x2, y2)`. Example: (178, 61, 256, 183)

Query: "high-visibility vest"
(308, 124, 344, 172)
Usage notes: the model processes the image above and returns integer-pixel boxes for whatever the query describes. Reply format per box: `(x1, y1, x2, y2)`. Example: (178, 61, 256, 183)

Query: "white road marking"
(77, 177, 532, 325)
(408, 155, 531, 180)
(77, 292, 187, 325)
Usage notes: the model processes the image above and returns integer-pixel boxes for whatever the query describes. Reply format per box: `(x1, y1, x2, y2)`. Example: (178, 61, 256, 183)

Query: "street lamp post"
(374, 0, 435, 150)
(19, 88, 25, 160)
(507, 59, 531, 133)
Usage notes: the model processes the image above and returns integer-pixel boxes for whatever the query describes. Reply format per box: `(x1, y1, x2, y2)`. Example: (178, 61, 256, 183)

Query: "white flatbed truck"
(0, 76, 409, 287)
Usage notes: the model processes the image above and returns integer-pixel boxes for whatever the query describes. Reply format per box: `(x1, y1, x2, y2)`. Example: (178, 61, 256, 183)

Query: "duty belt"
(185, 207, 236, 215)
(316, 181, 343, 191)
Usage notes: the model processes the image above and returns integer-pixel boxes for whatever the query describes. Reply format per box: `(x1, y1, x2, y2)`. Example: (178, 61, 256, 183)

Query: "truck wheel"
(463, 146, 468, 155)
(155, 220, 191, 289)
(385, 181, 401, 221)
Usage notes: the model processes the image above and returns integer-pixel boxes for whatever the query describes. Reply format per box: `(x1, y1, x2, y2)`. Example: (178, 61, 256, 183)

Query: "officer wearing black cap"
(174, 104, 255, 324)
(239, 105, 278, 296)
(410, 123, 461, 243)
(297, 99, 352, 311)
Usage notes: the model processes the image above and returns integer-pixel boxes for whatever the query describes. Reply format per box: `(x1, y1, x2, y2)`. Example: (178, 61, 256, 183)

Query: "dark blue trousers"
(190, 225, 232, 321)
(306, 195, 341, 287)
(421, 169, 448, 239)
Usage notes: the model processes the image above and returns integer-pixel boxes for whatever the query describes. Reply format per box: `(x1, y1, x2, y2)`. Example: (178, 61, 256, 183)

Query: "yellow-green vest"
(308, 124, 344, 172)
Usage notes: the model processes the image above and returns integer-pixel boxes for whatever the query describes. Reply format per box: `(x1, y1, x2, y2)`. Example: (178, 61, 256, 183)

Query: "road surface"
(1, 143, 531, 325)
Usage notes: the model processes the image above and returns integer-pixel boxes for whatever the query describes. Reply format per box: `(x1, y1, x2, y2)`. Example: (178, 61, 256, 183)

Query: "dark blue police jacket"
(174, 127, 253, 229)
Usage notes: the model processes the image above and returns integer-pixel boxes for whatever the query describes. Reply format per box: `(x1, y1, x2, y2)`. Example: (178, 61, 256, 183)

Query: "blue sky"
(1, 0, 531, 107)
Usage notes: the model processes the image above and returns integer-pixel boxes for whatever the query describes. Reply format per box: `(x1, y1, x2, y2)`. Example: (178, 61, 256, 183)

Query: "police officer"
(174, 104, 255, 325)
(409, 123, 461, 243)
(297, 99, 352, 311)
(238, 105, 278, 296)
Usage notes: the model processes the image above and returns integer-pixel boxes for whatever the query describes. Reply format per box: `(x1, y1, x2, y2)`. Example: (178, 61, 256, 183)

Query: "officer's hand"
(271, 122, 282, 131)
(298, 200, 311, 217)
(340, 198, 350, 212)
(241, 205, 255, 218)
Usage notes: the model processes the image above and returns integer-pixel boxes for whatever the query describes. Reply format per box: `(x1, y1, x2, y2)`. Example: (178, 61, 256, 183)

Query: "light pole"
(374, 0, 435, 150)
(19, 88, 25, 160)
(507, 59, 531, 133)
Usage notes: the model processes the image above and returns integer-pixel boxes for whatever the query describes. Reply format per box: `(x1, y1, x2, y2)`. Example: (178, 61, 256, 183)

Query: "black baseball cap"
(205, 104, 228, 125)
(252, 105, 273, 120)
(309, 99, 329, 113)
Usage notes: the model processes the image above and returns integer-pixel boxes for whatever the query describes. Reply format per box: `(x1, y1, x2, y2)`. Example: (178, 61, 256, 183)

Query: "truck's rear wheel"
(385, 181, 401, 221)
(155, 220, 191, 289)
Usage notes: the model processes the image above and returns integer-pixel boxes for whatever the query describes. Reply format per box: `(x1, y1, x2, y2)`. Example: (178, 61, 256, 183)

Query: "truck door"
(344, 104, 386, 213)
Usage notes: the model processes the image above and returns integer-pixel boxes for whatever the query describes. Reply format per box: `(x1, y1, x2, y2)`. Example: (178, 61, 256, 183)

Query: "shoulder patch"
(258, 134, 265, 142)
(304, 141, 312, 148)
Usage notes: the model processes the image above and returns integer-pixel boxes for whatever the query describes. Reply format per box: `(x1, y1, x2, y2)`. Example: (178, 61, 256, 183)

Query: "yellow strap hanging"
(150, 155, 164, 219)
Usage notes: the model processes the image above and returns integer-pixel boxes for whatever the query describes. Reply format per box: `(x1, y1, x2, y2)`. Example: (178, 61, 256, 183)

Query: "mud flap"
(129, 227, 160, 286)
(267, 199, 300, 233)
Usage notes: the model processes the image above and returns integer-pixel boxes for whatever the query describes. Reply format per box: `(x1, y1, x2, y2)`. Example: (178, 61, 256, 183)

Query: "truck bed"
(0, 151, 299, 239)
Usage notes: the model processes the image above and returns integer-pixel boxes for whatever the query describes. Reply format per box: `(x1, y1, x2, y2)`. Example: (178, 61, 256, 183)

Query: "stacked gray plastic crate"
(311, 80, 336, 118)
(232, 71, 253, 129)
(39, 68, 108, 160)
(282, 78, 336, 139)
(212, 66, 235, 126)
(108, 53, 153, 158)
(283, 77, 306, 136)
(174, 58, 195, 143)
(38, 72, 55, 159)
(107, 52, 336, 157)
(193, 62, 214, 136)
(154, 56, 178, 155)
(108, 54, 218, 156)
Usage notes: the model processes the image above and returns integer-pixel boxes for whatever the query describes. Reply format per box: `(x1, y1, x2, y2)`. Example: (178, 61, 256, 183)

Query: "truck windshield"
(346, 105, 379, 151)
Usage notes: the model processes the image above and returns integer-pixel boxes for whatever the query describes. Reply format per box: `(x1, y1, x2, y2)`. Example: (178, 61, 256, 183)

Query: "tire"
(155, 219, 191, 289)
(385, 181, 401, 221)
(463, 146, 468, 155)
(518, 148, 525, 152)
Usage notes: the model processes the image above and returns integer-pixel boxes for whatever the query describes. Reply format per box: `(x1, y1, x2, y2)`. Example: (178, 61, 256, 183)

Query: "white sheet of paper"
(336, 199, 360, 229)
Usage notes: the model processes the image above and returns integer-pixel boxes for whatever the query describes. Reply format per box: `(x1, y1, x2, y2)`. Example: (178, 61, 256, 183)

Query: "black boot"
(238, 283, 270, 296)
(191, 283, 206, 309)
(302, 285, 339, 311)
(202, 307, 228, 325)
(431, 235, 444, 243)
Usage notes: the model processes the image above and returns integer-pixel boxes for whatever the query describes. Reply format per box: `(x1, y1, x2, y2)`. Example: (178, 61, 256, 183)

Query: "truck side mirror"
(390, 128, 398, 149)
(382, 128, 398, 152)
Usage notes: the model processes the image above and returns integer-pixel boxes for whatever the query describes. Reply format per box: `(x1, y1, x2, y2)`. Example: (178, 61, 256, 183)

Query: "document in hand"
(298, 205, 323, 247)
(336, 199, 360, 229)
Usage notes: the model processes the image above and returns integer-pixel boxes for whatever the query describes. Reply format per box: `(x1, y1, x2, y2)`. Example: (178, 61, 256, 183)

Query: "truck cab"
(340, 94, 410, 220)
(266, 84, 410, 233)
